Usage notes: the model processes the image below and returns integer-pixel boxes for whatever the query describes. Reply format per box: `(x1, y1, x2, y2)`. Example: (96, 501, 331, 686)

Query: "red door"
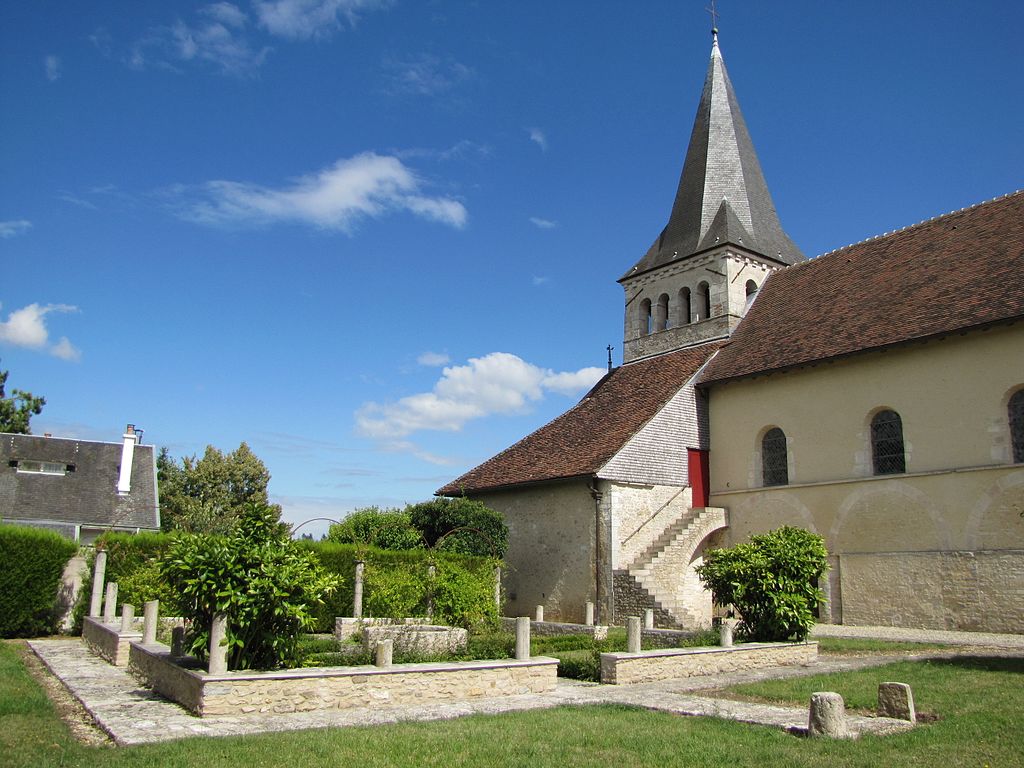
(687, 448, 710, 507)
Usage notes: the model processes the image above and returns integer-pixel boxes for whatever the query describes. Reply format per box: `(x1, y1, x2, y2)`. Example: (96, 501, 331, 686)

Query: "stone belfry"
(620, 31, 804, 363)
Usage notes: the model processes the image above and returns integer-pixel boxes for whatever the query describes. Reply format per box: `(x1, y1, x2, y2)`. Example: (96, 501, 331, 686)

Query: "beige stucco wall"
(476, 480, 597, 623)
(707, 324, 1024, 631)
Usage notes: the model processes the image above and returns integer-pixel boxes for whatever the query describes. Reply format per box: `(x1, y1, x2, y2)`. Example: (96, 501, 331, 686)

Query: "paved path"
(26, 637, 937, 746)
(810, 623, 1024, 649)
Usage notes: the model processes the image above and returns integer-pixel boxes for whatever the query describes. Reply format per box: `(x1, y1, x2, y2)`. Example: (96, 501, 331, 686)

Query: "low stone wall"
(82, 615, 141, 666)
(128, 640, 558, 717)
(600, 641, 817, 684)
(335, 617, 430, 642)
(362, 624, 468, 655)
(500, 617, 609, 641)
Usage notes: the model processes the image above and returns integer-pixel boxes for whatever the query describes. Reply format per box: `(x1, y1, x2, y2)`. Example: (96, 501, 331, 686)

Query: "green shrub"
(326, 507, 424, 550)
(695, 526, 828, 642)
(556, 650, 602, 682)
(0, 524, 77, 638)
(406, 497, 509, 558)
(161, 503, 340, 670)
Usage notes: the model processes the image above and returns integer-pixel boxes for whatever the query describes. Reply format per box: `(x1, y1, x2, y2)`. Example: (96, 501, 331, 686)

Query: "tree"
(406, 497, 509, 558)
(0, 363, 45, 434)
(695, 526, 828, 642)
(158, 442, 283, 534)
(327, 506, 425, 550)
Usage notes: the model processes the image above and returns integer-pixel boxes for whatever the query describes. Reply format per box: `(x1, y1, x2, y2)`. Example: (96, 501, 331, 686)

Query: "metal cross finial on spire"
(706, 0, 720, 39)
(606, 344, 614, 372)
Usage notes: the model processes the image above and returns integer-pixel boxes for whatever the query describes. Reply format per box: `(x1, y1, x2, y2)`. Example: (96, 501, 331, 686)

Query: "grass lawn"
(813, 637, 950, 655)
(3, 640, 1022, 768)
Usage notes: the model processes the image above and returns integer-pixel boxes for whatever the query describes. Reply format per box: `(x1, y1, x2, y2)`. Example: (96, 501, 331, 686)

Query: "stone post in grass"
(170, 626, 185, 659)
(427, 562, 436, 621)
(515, 617, 531, 660)
(627, 616, 641, 653)
(375, 639, 394, 667)
(353, 561, 365, 619)
(808, 692, 849, 738)
(720, 618, 735, 647)
(877, 682, 916, 722)
(493, 566, 502, 612)
(142, 600, 159, 644)
(103, 582, 118, 623)
(88, 549, 107, 618)
(644, 608, 654, 630)
(119, 604, 135, 633)
(585, 601, 595, 626)
(208, 612, 229, 674)
(535, 605, 544, 622)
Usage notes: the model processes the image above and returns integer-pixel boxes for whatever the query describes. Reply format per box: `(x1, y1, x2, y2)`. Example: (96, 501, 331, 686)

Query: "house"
(438, 32, 1024, 633)
(0, 424, 160, 543)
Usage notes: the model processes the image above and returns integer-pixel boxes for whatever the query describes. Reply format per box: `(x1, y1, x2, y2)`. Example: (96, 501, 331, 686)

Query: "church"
(438, 32, 1024, 635)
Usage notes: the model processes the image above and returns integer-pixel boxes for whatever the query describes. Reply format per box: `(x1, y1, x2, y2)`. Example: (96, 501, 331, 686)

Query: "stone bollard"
(878, 682, 916, 722)
(585, 601, 595, 626)
(534, 605, 544, 622)
(119, 604, 135, 633)
(644, 608, 654, 630)
(720, 619, 735, 648)
(142, 600, 159, 644)
(426, 563, 436, 621)
(170, 626, 185, 659)
(88, 550, 107, 618)
(208, 612, 229, 674)
(353, 561, 365, 619)
(515, 617, 531, 660)
(627, 616, 642, 653)
(808, 692, 849, 738)
(375, 638, 394, 667)
(103, 582, 119, 623)
(493, 566, 502, 612)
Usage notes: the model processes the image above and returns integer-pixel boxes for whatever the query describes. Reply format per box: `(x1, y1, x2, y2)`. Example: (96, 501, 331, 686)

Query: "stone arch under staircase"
(612, 507, 728, 628)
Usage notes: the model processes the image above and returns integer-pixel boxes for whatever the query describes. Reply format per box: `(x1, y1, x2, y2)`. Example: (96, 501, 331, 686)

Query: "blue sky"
(2, 2, 1022, 538)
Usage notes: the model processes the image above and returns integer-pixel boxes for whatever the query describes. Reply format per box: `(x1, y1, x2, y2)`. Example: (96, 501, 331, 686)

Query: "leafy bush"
(161, 504, 340, 670)
(326, 507, 424, 550)
(695, 526, 828, 642)
(0, 524, 77, 638)
(406, 497, 509, 558)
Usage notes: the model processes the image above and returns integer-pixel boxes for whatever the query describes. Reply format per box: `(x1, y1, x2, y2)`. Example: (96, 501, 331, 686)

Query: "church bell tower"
(620, 31, 804, 364)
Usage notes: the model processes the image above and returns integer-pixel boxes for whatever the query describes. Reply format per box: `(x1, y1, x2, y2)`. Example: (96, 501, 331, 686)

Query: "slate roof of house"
(0, 433, 160, 531)
(621, 35, 804, 282)
(700, 190, 1024, 385)
(437, 341, 723, 495)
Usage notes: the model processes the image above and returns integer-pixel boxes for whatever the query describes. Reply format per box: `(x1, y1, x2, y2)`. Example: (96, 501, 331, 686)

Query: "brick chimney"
(116, 424, 137, 495)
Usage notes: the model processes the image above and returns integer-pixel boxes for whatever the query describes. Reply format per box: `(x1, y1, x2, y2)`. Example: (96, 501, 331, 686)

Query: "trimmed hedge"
(0, 524, 77, 638)
(297, 541, 500, 631)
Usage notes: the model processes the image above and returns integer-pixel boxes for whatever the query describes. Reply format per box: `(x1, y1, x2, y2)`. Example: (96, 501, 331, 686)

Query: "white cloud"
(44, 55, 61, 82)
(255, 0, 390, 40)
(204, 2, 248, 27)
(182, 152, 467, 232)
(529, 216, 556, 229)
(417, 351, 450, 367)
(355, 352, 605, 440)
(0, 303, 81, 361)
(531, 276, 550, 286)
(383, 54, 474, 97)
(527, 127, 548, 151)
(0, 220, 32, 239)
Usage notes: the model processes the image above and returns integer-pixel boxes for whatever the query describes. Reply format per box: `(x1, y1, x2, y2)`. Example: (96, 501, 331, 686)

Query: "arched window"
(639, 298, 652, 336)
(745, 279, 758, 297)
(871, 410, 906, 475)
(1010, 389, 1024, 463)
(761, 427, 788, 486)
(678, 287, 692, 325)
(697, 281, 711, 320)
(655, 294, 669, 332)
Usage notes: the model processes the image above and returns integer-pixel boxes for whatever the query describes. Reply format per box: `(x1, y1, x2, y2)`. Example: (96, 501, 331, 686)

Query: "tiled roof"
(622, 36, 804, 282)
(437, 342, 723, 495)
(700, 191, 1024, 385)
(0, 433, 160, 531)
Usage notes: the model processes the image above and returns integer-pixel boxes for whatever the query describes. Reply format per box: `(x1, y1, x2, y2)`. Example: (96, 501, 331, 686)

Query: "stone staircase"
(616, 507, 728, 629)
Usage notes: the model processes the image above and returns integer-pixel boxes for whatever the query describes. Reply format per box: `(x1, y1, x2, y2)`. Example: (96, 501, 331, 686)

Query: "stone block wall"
(499, 617, 609, 640)
(840, 550, 1024, 633)
(600, 641, 817, 684)
(82, 615, 141, 666)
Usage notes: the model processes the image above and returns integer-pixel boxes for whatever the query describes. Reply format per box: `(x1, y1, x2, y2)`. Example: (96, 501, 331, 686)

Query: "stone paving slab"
(29, 639, 924, 746)
(810, 623, 1024, 649)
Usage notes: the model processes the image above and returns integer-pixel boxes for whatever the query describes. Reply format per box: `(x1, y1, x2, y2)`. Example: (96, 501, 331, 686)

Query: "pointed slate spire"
(623, 34, 804, 280)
